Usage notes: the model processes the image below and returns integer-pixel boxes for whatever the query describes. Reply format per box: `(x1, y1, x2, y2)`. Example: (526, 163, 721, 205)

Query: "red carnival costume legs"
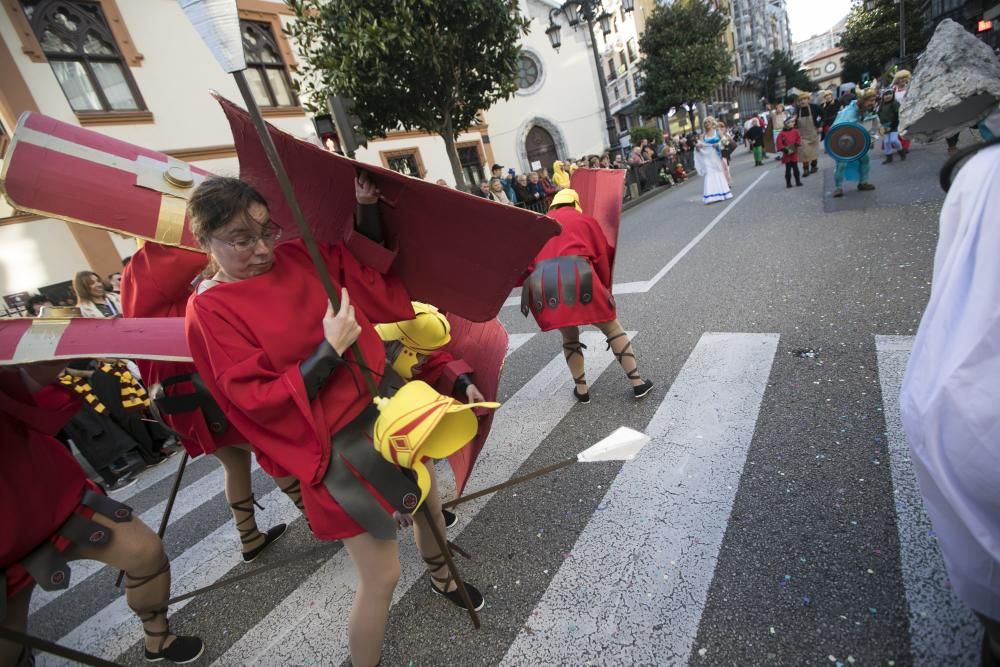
(0, 368, 203, 665)
(121, 242, 298, 561)
(521, 194, 653, 402)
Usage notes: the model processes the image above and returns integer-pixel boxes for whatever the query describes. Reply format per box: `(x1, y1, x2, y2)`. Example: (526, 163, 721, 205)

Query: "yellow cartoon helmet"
(549, 188, 583, 212)
(376, 302, 451, 379)
(372, 381, 499, 510)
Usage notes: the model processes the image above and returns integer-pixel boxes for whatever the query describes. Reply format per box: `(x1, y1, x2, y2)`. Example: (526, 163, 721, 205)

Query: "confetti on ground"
(828, 656, 837, 662)
(769, 627, 776, 635)
(803, 596, 812, 606)
(869, 607, 878, 616)
(698, 648, 707, 657)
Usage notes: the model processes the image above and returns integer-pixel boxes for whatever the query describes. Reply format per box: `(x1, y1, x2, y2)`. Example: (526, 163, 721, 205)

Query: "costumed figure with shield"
(521, 171, 654, 404)
(827, 87, 879, 198)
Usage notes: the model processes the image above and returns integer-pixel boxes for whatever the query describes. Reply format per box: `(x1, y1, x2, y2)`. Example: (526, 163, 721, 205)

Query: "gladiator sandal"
(230, 494, 287, 563)
(423, 542, 484, 611)
(562, 341, 590, 404)
(606, 333, 654, 399)
(125, 558, 204, 664)
(278, 478, 310, 529)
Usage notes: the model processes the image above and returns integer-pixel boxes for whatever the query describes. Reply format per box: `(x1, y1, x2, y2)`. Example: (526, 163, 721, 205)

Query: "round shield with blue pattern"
(824, 122, 871, 162)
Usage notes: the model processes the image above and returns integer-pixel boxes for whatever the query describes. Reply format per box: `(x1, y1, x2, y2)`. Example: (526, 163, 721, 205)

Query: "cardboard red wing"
(570, 168, 625, 275)
(0, 317, 190, 366)
(442, 315, 508, 497)
(218, 97, 561, 322)
(1, 113, 210, 250)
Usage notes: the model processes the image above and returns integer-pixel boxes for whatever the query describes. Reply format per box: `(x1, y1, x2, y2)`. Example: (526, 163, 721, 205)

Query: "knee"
(362, 559, 401, 597)
(119, 529, 167, 574)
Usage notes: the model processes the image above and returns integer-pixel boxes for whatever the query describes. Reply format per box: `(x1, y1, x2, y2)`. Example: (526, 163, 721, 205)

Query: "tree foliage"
(637, 0, 732, 118)
(765, 50, 813, 101)
(286, 0, 530, 188)
(839, 0, 927, 84)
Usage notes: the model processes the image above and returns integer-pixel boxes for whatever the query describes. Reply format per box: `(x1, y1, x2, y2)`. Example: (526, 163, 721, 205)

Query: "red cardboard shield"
(570, 168, 625, 276)
(441, 315, 508, 497)
(219, 97, 561, 322)
(0, 317, 190, 366)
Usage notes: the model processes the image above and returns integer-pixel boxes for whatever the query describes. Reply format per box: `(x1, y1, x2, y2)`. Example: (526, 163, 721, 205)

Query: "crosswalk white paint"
(29, 459, 261, 615)
(502, 332, 779, 666)
(213, 330, 629, 666)
(874, 335, 980, 666)
(506, 332, 535, 356)
(502, 171, 769, 308)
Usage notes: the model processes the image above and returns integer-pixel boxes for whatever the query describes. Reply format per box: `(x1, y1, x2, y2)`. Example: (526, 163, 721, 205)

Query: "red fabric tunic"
(776, 129, 801, 164)
(1, 373, 98, 598)
(527, 207, 616, 331)
(120, 242, 248, 459)
(411, 351, 473, 398)
(185, 239, 413, 540)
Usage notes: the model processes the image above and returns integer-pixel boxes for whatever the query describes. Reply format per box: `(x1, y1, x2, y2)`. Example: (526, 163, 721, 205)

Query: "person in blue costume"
(831, 87, 879, 198)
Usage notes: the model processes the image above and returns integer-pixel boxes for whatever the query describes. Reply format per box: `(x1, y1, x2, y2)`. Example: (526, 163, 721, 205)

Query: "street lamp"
(545, 0, 633, 149)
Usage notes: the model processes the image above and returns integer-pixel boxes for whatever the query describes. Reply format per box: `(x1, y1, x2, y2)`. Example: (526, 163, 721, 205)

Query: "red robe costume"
(185, 239, 413, 540)
(120, 242, 250, 460)
(524, 207, 616, 332)
(1, 373, 99, 598)
(776, 128, 802, 164)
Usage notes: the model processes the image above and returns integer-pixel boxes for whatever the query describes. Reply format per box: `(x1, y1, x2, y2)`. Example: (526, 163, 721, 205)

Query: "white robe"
(900, 143, 1000, 620)
(694, 132, 733, 205)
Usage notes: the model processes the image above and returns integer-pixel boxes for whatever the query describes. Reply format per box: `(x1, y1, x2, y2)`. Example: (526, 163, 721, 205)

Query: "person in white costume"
(694, 117, 733, 205)
(899, 29, 1000, 661)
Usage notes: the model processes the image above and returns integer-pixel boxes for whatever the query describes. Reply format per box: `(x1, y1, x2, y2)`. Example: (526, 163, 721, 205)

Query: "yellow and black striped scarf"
(58, 362, 151, 413)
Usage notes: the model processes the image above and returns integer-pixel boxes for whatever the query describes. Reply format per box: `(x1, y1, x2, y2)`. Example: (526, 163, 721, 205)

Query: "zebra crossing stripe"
(506, 332, 535, 356)
(874, 335, 980, 665)
(212, 330, 629, 666)
(502, 332, 779, 666)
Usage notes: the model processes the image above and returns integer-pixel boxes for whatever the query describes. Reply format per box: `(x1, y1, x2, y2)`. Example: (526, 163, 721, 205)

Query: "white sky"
(786, 0, 854, 42)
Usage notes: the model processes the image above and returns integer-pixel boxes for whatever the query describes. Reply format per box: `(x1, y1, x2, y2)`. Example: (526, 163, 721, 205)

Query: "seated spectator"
(599, 153, 611, 168)
(475, 180, 491, 198)
(589, 156, 601, 168)
(539, 168, 559, 196)
(107, 271, 122, 293)
(26, 294, 52, 317)
(613, 154, 627, 169)
(491, 163, 517, 202)
(488, 177, 514, 205)
(74, 270, 122, 318)
(673, 161, 688, 182)
(513, 173, 541, 206)
(527, 172, 547, 201)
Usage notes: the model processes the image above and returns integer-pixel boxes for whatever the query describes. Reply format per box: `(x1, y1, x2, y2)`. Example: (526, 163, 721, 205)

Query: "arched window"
(241, 19, 298, 108)
(517, 53, 540, 90)
(21, 0, 144, 112)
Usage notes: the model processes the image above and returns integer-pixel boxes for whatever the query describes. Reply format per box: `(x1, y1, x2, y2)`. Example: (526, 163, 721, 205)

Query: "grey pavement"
(27, 142, 986, 666)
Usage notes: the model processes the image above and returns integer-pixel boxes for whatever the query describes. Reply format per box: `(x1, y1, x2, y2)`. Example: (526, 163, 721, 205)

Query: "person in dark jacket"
(513, 173, 543, 209)
(820, 90, 841, 140)
(877, 88, 906, 164)
(745, 118, 765, 166)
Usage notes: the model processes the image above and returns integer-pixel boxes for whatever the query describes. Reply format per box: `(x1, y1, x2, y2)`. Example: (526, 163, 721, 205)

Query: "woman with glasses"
(184, 173, 483, 667)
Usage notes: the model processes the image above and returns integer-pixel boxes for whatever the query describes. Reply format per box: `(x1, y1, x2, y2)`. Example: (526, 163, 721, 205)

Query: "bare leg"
(73, 512, 178, 654)
(596, 320, 645, 387)
(0, 583, 33, 665)
(275, 475, 305, 515)
(342, 533, 401, 667)
(214, 445, 265, 553)
(558, 326, 588, 394)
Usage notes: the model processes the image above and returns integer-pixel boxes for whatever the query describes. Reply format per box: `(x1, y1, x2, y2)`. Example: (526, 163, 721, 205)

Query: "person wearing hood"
(552, 160, 571, 189)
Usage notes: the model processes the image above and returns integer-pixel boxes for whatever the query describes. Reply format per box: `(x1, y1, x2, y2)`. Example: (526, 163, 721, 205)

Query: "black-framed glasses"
(213, 225, 283, 253)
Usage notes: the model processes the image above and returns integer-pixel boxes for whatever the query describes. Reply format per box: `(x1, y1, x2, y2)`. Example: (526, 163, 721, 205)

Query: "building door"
(525, 125, 558, 173)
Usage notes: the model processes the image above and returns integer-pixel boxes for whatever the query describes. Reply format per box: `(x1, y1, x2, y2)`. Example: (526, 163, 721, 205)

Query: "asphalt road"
(29, 139, 985, 667)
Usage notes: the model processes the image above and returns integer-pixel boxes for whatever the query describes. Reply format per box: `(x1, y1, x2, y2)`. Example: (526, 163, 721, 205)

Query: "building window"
(457, 143, 485, 189)
(624, 77, 630, 96)
(617, 115, 629, 133)
(21, 0, 144, 113)
(626, 38, 637, 62)
(634, 73, 643, 93)
(517, 53, 539, 90)
(607, 58, 617, 80)
(241, 19, 298, 108)
(614, 85, 621, 101)
(380, 147, 426, 179)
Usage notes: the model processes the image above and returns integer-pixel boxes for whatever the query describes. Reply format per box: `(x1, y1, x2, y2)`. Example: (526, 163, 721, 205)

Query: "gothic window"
(241, 19, 298, 108)
(517, 53, 540, 90)
(21, 0, 144, 112)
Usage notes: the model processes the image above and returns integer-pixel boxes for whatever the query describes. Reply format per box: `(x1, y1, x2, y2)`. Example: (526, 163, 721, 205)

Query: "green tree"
(764, 50, 813, 101)
(286, 0, 530, 190)
(839, 0, 927, 85)
(637, 0, 732, 127)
